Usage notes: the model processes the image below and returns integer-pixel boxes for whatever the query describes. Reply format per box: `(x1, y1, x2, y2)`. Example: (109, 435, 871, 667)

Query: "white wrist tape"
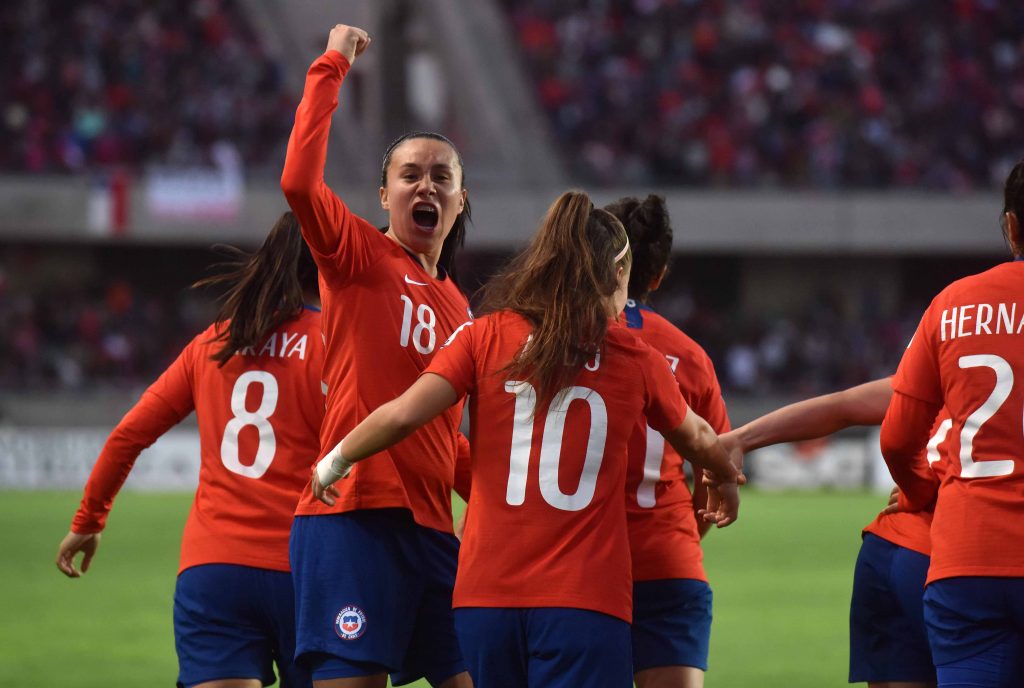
(315, 443, 352, 488)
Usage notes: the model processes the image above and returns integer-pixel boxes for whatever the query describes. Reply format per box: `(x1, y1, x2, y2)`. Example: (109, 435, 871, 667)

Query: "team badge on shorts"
(334, 605, 367, 640)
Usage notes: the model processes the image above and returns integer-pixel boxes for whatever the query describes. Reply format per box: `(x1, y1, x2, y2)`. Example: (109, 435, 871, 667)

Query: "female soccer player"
(280, 24, 472, 688)
(723, 379, 948, 688)
(603, 194, 730, 688)
(56, 212, 324, 688)
(880, 161, 1024, 688)
(313, 191, 744, 688)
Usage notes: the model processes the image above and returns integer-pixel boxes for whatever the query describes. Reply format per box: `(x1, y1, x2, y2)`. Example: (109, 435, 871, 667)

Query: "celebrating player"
(880, 161, 1024, 687)
(280, 23, 473, 688)
(603, 195, 730, 688)
(56, 212, 324, 688)
(313, 191, 744, 688)
(723, 379, 947, 687)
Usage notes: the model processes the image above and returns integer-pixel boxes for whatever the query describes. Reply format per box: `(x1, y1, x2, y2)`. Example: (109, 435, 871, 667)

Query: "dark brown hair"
(381, 132, 471, 284)
(478, 190, 631, 402)
(193, 211, 318, 365)
(604, 194, 672, 303)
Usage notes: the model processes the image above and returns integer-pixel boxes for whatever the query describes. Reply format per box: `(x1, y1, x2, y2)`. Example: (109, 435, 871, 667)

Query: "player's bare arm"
(313, 373, 459, 502)
(664, 413, 744, 527)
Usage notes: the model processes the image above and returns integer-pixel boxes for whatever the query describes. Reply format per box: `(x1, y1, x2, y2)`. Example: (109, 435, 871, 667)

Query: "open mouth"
(411, 203, 439, 231)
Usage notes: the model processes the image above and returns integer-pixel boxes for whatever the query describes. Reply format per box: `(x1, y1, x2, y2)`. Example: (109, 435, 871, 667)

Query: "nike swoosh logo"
(404, 274, 429, 286)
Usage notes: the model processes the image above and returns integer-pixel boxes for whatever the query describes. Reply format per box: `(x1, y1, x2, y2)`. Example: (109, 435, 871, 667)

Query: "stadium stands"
(1, 0, 293, 174)
(502, 0, 1024, 189)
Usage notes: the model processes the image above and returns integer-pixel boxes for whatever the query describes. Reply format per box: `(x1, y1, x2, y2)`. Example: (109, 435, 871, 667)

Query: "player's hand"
(326, 24, 371, 64)
(717, 430, 746, 474)
(699, 482, 740, 528)
(310, 469, 341, 506)
(56, 531, 101, 578)
(454, 511, 467, 541)
(701, 467, 747, 488)
(880, 485, 901, 515)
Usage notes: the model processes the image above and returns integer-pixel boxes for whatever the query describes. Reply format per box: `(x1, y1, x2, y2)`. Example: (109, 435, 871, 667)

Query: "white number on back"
(635, 353, 681, 506)
(636, 425, 664, 508)
(504, 381, 609, 511)
(221, 371, 278, 478)
(957, 355, 1015, 478)
(399, 295, 437, 354)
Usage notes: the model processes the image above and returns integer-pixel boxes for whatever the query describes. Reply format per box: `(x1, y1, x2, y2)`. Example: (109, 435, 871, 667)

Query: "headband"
(613, 238, 631, 263)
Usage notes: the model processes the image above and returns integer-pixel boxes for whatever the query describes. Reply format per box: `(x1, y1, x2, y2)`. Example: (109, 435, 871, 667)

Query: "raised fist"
(326, 24, 371, 64)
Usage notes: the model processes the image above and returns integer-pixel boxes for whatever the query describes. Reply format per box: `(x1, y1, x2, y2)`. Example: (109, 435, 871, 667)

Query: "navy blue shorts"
(924, 577, 1024, 688)
(848, 533, 935, 683)
(289, 509, 465, 686)
(631, 579, 712, 673)
(454, 607, 632, 688)
(173, 563, 309, 688)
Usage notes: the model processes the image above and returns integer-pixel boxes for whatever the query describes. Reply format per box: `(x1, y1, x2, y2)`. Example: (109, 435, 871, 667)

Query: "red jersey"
(622, 302, 730, 582)
(888, 261, 1024, 582)
(426, 311, 689, 622)
(72, 309, 325, 573)
(282, 52, 471, 533)
(862, 411, 952, 556)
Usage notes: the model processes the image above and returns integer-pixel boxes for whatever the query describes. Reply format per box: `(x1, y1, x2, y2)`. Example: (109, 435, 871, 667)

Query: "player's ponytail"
(604, 194, 672, 303)
(479, 190, 632, 403)
(194, 211, 319, 365)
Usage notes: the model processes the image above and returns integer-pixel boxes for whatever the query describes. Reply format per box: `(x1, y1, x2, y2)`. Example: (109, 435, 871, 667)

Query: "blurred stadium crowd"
(0, 246, 913, 396)
(0, 0, 1011, 397)
(503, 0, 1024, 188)
(0, 0, 291, 174)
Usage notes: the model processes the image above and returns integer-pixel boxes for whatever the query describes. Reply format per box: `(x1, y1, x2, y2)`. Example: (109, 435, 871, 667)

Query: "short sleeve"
(642, 345, 689, 433)
(892, 308, 943, 406)
(425, 319, 478, 398)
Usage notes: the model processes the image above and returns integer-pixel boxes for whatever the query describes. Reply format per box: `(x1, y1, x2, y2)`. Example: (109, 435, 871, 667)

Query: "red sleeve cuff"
(321, 50, 352, 76)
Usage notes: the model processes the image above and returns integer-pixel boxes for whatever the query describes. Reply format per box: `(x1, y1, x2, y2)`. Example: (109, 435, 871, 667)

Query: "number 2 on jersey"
(504, 381, 608, 511)
(957, 354, 1015, 478)
(221, 371, 278, 479)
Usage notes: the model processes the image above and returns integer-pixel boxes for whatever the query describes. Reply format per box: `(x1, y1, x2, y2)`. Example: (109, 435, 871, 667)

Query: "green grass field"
(1, 489, 887, 687)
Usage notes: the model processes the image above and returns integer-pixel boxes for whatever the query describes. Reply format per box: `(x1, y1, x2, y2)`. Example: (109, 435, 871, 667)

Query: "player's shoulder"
(933, 261, 1023, 304)
(623, 303, 713, 366)
(606, 319, 668, 368)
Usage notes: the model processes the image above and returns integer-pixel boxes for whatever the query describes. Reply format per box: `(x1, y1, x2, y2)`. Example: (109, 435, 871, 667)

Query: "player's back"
(435, 310, 688, 623)
(621, 301, 729, 582)
(898, 261, 1024, 581)
(181, 307, 325, 573)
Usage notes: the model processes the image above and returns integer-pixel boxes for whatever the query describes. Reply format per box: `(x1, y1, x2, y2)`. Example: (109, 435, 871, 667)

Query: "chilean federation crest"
(335, 605, 367, 640)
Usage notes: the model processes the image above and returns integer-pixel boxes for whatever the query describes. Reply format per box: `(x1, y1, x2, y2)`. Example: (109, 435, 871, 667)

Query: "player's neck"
(384, 230, 441, 278)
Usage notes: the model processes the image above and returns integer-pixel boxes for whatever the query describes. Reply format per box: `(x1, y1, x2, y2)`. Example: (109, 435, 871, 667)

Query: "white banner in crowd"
(747, 430, 890, 491)
(0, 428, 200, 491)
(0, 427, 894, 492)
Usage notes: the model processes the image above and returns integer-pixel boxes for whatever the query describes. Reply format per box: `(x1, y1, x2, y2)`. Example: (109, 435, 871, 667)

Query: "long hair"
(604, 194, 672, 303)
(381, 132, 471, 284)
(478, 191, 632, 402)
(193, 211, 319, 365)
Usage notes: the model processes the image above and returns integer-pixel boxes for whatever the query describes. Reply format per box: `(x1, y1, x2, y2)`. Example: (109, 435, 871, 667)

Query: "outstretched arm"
(313, 373, 460, 502)
(724, 377, 893, 463)
(57, 351, 194, 577)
